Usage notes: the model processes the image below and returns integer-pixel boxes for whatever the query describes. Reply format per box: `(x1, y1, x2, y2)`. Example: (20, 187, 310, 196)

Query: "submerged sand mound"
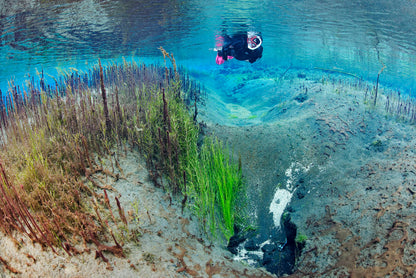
(0, 150, 273, 277)
(201, 67, 416, 277)
(2, 65, 416, 277)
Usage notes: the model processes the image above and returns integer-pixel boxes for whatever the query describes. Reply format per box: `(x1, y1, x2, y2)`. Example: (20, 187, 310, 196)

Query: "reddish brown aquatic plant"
(0, 56, 209, 269)
(99, 59, 111, 133)
(115, 196, 128, 226)
(0, 255, 20, 274)
(0, 161, 56, 253)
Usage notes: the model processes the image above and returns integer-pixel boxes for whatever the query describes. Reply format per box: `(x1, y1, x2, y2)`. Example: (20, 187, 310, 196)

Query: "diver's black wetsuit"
(218, 33, 263, 63)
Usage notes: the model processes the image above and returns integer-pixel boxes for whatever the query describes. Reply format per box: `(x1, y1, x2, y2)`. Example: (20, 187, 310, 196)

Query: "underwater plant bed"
(0, 149, 273, 277)
(0, 54, 260, 277)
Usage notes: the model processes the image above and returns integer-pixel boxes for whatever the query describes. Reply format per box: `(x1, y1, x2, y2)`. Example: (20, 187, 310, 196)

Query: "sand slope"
(200, 67, 416, 277)
(0, 150, 274, 277)
(2, 65, 416, 277)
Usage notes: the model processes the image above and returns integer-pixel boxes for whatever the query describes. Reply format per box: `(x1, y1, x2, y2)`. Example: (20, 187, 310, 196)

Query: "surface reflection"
(1, 0, 416, 91)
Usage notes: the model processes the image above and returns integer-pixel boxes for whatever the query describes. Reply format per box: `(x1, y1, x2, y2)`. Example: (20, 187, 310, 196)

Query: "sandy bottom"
(0, 150, 274, 278)
(201, 67, 416, 277)
(2, 66, 416, 278)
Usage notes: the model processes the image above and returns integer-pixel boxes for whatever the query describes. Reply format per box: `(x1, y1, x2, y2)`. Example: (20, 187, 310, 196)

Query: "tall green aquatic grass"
(138, 73, 245, 241)
(187, 137, 244, 242)
(134, 49, 245, 241)
(0, 51, 244, 258)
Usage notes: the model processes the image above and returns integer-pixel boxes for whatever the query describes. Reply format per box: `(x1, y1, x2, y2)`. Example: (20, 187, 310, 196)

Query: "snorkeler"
(215, 31, 263, 64)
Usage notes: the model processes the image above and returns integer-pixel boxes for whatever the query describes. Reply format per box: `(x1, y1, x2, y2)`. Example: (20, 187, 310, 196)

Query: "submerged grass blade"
(187, 137, 244, 241)
(0, 54, 244, 259)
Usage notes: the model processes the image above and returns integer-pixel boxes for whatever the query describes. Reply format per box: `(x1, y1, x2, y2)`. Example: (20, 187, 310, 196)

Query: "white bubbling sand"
(269, 188, 293, 228)
(269, 162, 311, 228)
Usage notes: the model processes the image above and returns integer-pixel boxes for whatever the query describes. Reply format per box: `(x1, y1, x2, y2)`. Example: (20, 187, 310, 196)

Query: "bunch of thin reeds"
(385, 90, 416, 124)
(186, 137, 244, 241)
(0, 50, 245, 258)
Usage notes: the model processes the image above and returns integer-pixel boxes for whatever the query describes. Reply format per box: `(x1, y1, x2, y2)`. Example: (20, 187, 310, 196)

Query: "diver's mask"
(247, 32, 262, 50)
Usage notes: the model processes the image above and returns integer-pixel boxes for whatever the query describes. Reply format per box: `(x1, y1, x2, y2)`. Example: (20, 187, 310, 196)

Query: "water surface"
(2, 0, 416, 91)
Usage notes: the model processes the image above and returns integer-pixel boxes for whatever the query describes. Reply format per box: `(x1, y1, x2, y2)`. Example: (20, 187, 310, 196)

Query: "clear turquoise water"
(2, 0, 416, 92)
(2, 1, 416, 274)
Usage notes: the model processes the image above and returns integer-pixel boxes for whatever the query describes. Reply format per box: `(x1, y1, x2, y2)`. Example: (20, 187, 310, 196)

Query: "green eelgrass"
(0, 54, 244, 252)
(186, 137, 244, 242)
(208, 138, 243, 240)
(132, 51, 245, 241)
(139, 78, 245, 242)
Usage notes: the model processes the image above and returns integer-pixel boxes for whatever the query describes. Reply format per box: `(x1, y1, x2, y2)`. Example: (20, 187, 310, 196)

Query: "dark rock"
(262, 251, 273, 266)
(261, 243, 277, 253)
(262, 242, 296, 276)
(244, 239, 258, 251)
(257, 214, 298, 275)
(227, 229, 246, 255)
(227, 225, 257, 255)
(294, 93, 308, 103)
(283, 214, 297, 245)
(229, 215, 300, 276)
(227, 236, 245, 255)
(296, 189, 306, 199)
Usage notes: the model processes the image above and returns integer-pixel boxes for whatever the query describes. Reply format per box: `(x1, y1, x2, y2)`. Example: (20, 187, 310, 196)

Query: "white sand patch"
(233, 239, 272, 266)
(269, 189, 293, 228)
(270, 162, 312, 228)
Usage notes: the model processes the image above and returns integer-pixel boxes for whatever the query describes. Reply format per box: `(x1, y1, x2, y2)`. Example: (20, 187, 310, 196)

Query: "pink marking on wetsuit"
(215, 35, 224, 48)
(216, 54, 234, 65)
(216, 55, 225, 65)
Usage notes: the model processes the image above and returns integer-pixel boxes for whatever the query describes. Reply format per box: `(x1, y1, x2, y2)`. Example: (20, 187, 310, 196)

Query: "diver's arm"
(220, 41, 235, 59)
(221, 34, 244, 59)
(249, 53, 261, 63)
(248, 47, 263, 63)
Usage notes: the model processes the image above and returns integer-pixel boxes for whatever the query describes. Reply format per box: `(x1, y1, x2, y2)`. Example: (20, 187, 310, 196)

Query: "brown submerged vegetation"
(0, 50, 206, 270)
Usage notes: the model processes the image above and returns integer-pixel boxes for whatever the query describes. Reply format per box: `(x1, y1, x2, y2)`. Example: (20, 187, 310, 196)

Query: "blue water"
(2, 1, 416, 274)
(2, 0, 416, 93)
